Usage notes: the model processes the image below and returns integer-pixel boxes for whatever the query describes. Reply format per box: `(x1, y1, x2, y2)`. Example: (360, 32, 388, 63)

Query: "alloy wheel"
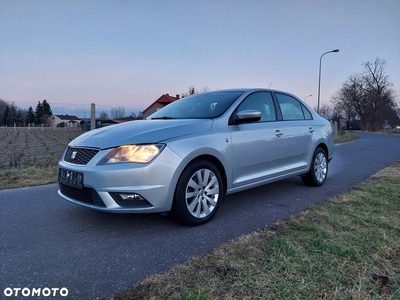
(314, 152, 327, 183)
(185, 168, 220, 218)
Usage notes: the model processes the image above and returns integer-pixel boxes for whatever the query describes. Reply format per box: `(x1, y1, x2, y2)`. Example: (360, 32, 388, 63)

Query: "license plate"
(58, 168, 84, 189)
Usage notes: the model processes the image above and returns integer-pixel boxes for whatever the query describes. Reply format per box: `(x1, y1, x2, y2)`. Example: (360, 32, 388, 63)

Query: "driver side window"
(237, 92, 276, 122)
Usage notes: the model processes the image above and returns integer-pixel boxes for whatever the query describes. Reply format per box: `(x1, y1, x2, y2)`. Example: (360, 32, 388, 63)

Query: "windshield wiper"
(151, 116, 175, 120)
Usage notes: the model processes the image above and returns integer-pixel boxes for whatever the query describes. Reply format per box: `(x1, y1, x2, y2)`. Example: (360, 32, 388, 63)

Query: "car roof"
(207, 88, 287, 93)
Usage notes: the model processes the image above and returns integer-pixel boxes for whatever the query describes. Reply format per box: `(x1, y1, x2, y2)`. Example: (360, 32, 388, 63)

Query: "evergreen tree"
(5, 104, 18, 126)
(0, 99, 8, 126)
(42, 99, 52, 116)
(3, 105, 10, 126)
(15, 108, 25, 126)
(27, 106, 35, 125)
(35, 101, 43, 124)
(35, 99, 53, 125)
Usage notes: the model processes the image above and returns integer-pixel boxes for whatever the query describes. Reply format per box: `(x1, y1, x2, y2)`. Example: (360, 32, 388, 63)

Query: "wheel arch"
(171, 154, 227, 225)
(316, 142, 329, 160)
(178, 154, 228, 195)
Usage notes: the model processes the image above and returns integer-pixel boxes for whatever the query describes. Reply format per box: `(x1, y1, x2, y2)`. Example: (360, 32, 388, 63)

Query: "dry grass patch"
(333, 131, 359, 144)
(0, 166, 58, 189)
(371, 163, 400, 178)
(104, 161, 400, 300)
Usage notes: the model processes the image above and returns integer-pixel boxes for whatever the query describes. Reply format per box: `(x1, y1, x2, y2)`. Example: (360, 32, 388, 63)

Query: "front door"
(229, 92, 286, 188)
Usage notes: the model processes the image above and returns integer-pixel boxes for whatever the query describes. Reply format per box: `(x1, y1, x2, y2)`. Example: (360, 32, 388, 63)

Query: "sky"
(1, 0, 399, 117)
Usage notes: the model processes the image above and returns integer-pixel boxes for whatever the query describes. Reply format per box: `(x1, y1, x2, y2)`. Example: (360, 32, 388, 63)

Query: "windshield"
(148, 91, 243, 119)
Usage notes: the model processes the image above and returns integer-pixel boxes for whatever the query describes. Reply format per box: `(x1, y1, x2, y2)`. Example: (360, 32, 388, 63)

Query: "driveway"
(1, 132, 400, 299)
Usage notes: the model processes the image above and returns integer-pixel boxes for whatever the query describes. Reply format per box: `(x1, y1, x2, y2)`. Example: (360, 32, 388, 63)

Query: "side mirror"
(233, 110, 261, 124)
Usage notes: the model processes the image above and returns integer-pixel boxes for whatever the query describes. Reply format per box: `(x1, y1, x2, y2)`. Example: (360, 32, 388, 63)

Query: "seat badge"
(71, 151, 77, 159)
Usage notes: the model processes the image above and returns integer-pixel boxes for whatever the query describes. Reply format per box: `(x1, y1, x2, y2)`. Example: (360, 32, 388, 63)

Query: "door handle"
(275, 130, 283, 137)
(308, 127, 315, 133)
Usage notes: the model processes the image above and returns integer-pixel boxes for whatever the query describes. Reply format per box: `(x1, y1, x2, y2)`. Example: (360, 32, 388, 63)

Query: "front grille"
(64, 147, 99, 165)
(59, 183, 105, 207)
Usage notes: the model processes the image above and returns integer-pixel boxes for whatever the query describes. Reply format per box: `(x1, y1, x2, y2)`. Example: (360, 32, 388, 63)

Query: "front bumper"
(57, 146, 184, 213)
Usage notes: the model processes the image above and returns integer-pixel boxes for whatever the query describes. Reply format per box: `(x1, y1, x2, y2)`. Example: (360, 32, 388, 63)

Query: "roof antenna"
(268, 83, 272, 88)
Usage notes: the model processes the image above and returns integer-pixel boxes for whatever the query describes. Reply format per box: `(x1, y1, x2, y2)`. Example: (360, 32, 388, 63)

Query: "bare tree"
(181, 86, 196, 98)
(181, 86, 210, 98)
(110, 106, 125, 119)
(331, 58, 398, 131)
(99, 111, 109, 120)
(361, 58, 397, 130)
(137, 111, 144, 119)
(200, 86, 210, 93)
(317, 104, 334, 120)
(331, 74, 364, 128)
(127, 111, 138, 120)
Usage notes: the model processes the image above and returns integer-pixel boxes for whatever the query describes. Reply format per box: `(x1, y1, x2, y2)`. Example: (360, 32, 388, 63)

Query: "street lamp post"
(304, 94, 312, 102)
(317, 49, 339, 113)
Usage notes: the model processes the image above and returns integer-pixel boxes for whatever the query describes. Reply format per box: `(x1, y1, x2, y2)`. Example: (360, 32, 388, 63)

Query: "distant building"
(79, 118, 128, 131)
(48, 114, 81, 127)
(142, 93, 180, 118)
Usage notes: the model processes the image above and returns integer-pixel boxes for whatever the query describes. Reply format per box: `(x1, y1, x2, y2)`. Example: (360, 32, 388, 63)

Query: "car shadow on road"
(60, 176, 306, 232)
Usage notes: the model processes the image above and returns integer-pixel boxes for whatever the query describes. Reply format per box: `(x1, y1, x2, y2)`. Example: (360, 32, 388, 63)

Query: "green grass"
(103, 161, 400, 299)
(334, 130, 359, 143)
(0, 165, 58, 189)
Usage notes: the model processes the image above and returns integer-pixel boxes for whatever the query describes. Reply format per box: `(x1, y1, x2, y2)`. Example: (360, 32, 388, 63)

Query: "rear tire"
(301, 147, 328, 186)
(172, 160, 223, 226)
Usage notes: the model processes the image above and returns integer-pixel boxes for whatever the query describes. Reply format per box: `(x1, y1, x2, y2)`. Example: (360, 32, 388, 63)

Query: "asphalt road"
(1, 132, 400, 300)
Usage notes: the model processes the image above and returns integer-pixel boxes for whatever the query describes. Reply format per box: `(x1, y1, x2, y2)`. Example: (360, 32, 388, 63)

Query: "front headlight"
(98, 144, 165, 165)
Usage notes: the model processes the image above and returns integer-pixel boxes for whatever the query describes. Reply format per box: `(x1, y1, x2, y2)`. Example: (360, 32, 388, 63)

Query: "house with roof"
(142, 93, 180, 118)
(48, 114, 81, 127)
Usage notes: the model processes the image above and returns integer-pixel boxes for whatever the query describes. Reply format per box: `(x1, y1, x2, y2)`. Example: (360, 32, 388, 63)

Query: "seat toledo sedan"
(58, 88, 333, 225)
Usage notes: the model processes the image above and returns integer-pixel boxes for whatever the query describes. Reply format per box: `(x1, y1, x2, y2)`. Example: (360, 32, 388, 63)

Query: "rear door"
(229, 91, 286, 188)
(274, 92, 316, 172)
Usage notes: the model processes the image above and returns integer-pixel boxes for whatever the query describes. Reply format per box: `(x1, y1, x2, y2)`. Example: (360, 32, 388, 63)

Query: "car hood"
(69, 119, 213, 149)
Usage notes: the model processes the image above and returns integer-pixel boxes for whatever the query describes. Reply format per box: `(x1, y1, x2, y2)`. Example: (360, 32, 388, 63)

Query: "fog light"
(110, 192, 152, 208)
(120, 193, 144, 200)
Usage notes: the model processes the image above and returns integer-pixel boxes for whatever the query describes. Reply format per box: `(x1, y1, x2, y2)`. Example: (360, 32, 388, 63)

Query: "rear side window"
(302, 106, 312, 120)
(275, 93, 312, 120)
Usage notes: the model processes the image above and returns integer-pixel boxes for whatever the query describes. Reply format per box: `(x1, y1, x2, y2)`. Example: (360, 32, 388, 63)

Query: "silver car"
(58, 88, 333, 225)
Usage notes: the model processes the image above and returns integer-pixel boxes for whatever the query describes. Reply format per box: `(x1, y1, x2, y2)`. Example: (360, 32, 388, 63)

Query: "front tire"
(302, 147, 328, 186)
(172, 160, 223, 226)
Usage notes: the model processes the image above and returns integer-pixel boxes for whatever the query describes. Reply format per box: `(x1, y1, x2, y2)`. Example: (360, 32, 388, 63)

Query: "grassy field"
(104, 161, 400, 300)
